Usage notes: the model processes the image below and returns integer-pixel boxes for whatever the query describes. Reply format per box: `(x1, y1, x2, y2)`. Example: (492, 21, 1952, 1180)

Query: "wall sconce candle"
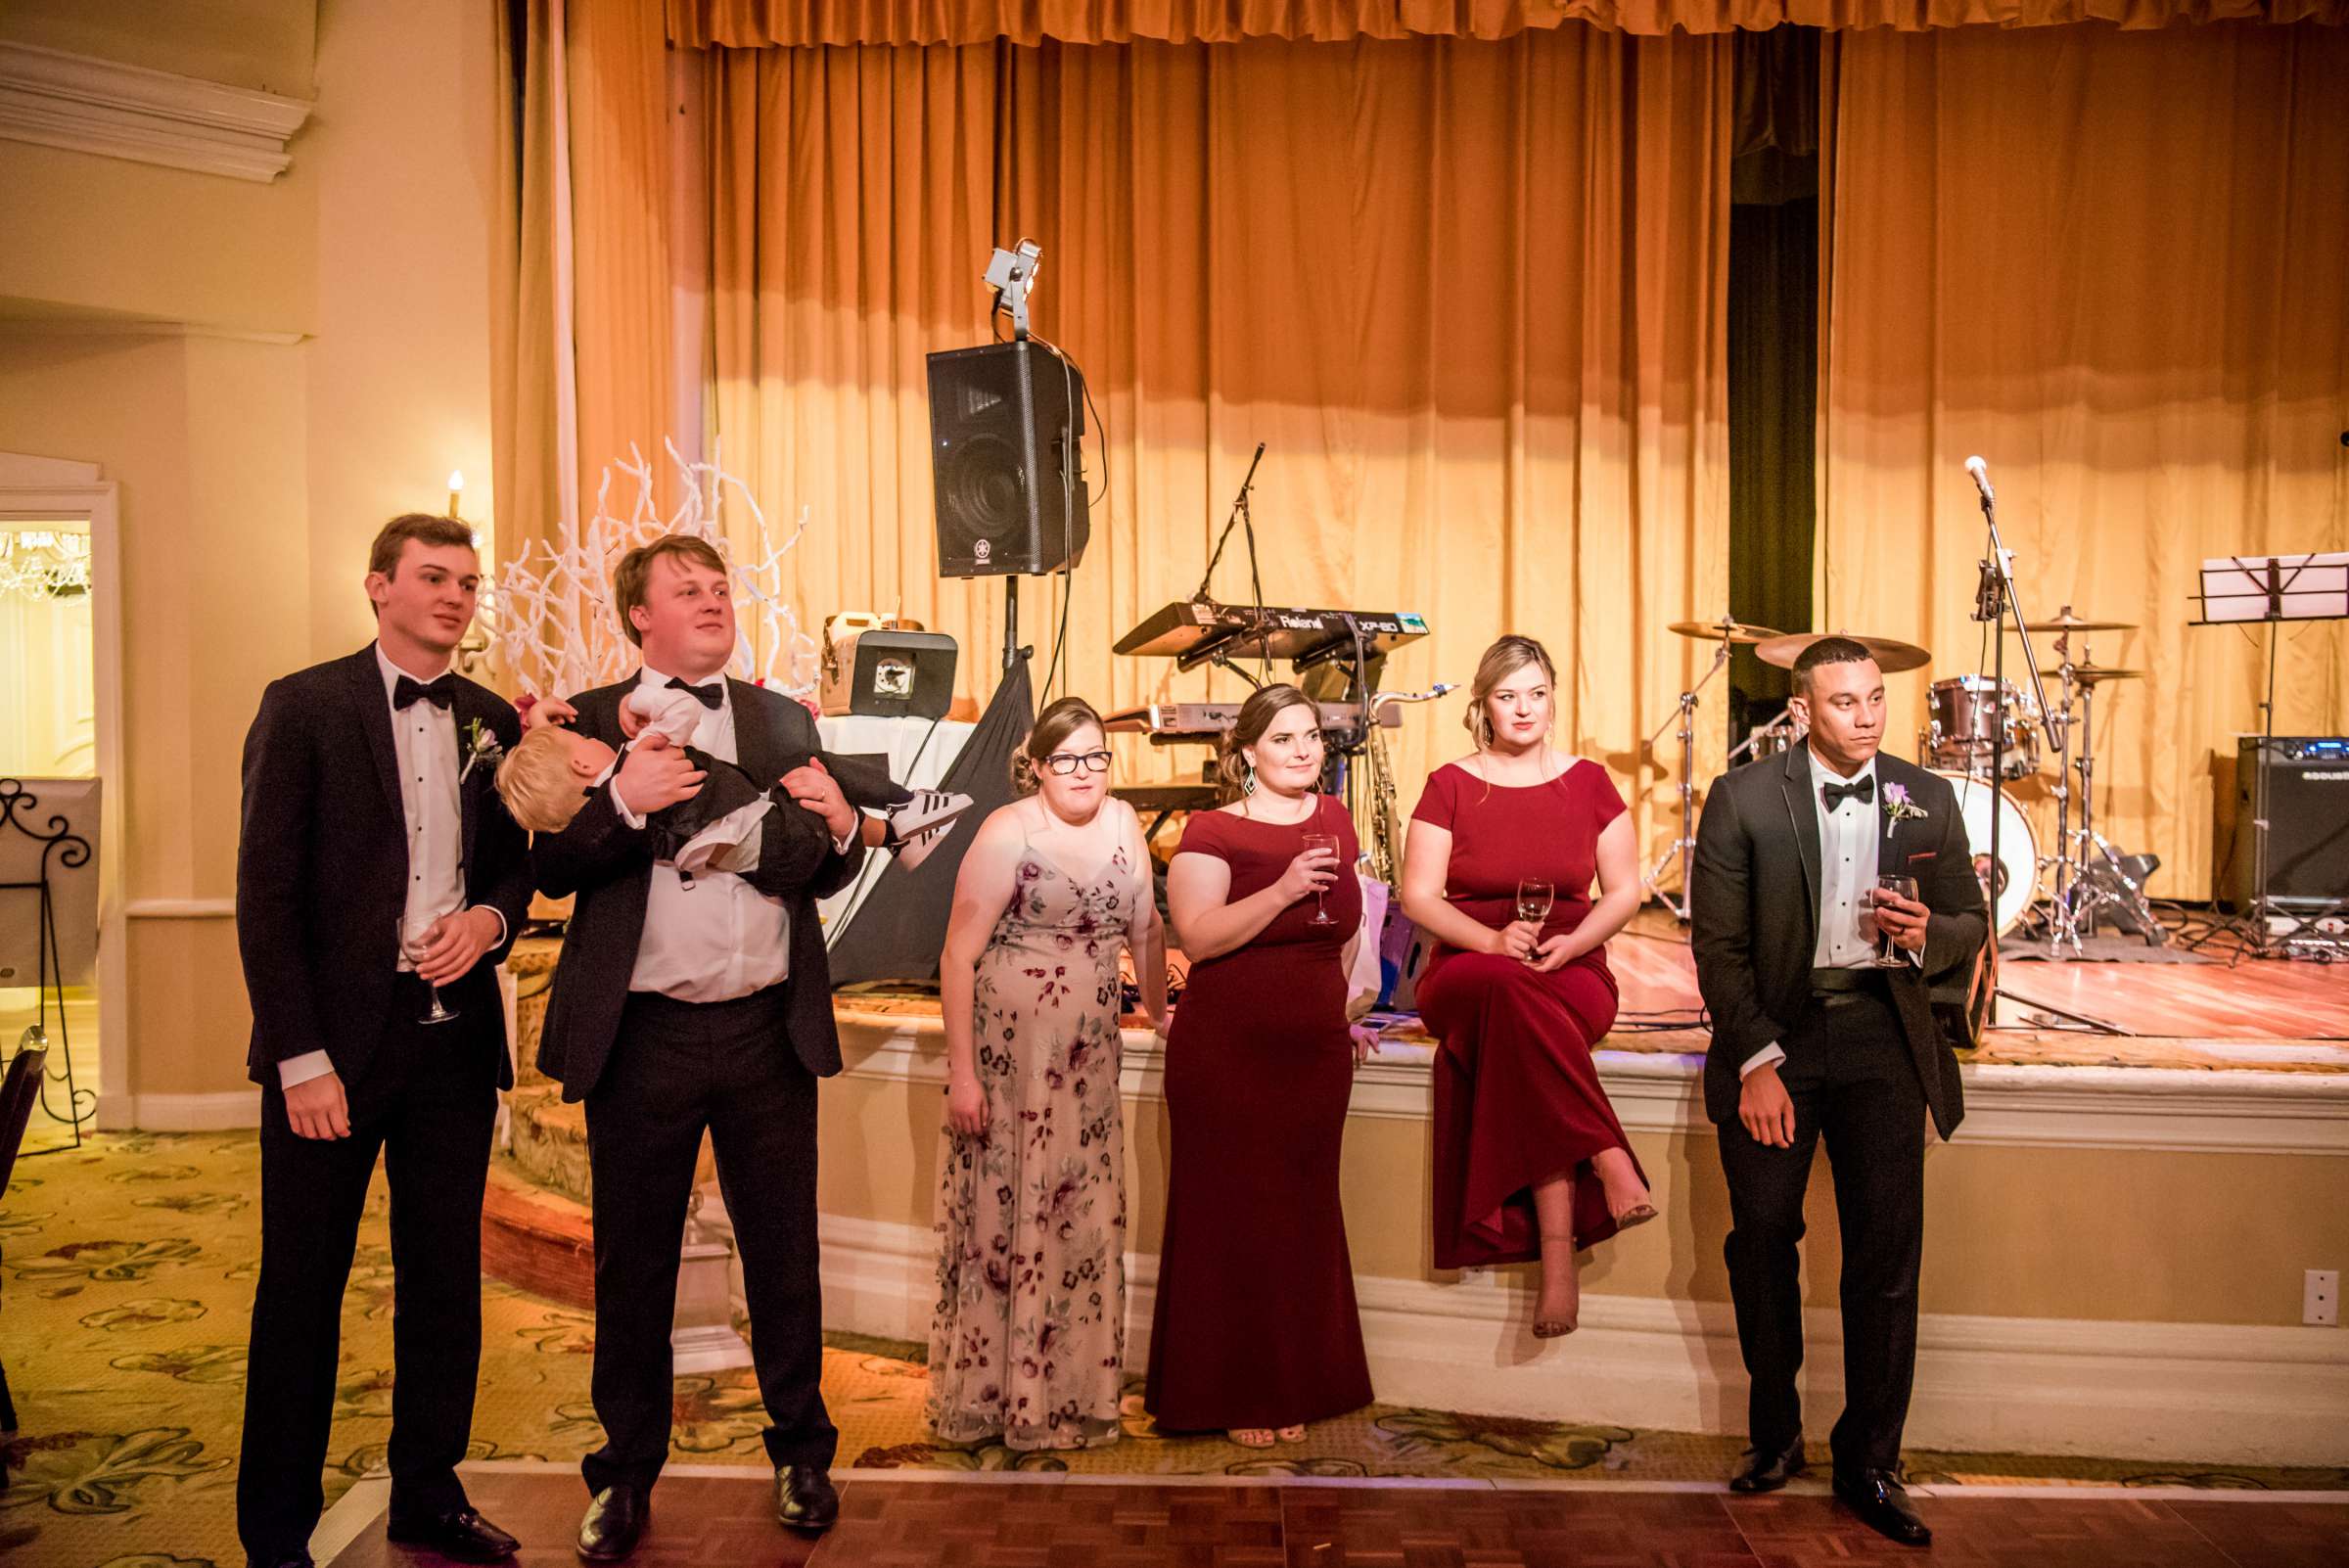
(447, 469, 465, 520)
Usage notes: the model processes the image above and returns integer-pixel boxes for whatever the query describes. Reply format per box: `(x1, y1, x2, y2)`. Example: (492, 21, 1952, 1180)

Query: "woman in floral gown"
(927, 697, 1168, 1451)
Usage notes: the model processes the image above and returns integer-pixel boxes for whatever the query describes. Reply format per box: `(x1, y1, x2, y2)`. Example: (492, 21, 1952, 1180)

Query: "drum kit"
(1652, 610, 2158, 953)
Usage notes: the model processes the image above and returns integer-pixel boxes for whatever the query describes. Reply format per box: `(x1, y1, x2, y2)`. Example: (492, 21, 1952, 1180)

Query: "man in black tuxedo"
(1691, 637, 1987, 1548)
(532, 533, 862, 1560)
(234, 514, 532, 1568)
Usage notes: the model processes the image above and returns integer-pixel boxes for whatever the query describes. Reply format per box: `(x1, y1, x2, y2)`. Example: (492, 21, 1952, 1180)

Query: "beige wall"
(822, 1073, 2349, 1330)
(0, 0, 316, 96)
(0, 0, 500, 1110)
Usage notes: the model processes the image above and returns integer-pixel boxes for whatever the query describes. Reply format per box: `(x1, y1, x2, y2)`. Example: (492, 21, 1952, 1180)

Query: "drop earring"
(1243, 761, 1259, 797)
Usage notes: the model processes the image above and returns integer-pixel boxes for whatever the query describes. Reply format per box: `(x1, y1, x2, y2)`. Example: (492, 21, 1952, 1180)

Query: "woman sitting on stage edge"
(1145, 684, 1377, 1449)
(1402, 635, 1653, 1338)
(927, 697, 1167, 1451)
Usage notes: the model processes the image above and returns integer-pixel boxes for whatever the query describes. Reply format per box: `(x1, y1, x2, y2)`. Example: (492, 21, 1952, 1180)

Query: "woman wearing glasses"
(1144, 684, 1376, 1449)
(928, 696, 1167, 1452)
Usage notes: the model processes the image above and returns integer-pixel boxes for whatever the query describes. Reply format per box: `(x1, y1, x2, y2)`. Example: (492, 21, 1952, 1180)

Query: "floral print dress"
(927, 840, 1141, 1450)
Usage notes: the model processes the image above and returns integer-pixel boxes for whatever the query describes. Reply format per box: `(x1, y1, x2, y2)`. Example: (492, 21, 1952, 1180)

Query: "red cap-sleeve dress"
(1142, 795, 1374, 1431)
(1410, 760, 1647, 1267)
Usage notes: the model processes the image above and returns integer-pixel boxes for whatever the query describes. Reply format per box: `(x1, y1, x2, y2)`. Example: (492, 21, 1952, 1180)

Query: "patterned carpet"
(3, 1131, 2342, 1568)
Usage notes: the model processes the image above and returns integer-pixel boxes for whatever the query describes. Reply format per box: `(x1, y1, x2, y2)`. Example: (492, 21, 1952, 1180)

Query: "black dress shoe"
(1833, 1467, 1933, 1546)
(1727, 1433, 1808, 1493)
(386, 1504, 520, 1562)
(576, 1484, 650, 1562)
(773, 1463, 839, 1533)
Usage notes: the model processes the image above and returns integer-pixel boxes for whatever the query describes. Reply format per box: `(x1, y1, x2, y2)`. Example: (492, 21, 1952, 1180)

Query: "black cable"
(1023, 333, 1082, 705)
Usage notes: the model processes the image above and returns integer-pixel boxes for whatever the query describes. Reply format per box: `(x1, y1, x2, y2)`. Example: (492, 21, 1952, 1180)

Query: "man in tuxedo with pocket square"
(234, 514, 532, 1568)
(1690, 636, 1988, 1547)
(530, 532, 863, 1560)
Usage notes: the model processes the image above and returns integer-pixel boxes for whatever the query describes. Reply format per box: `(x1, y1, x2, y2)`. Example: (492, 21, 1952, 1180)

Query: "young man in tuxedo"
(234, 514, 532, 1568)
(1690, 637, 1988, 1547)
(532, 533, 863, 1560)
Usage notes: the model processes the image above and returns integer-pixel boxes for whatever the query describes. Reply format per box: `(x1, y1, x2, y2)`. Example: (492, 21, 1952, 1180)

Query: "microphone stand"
(1197, 442, 1272, 683)
(1971, 469, 2122, 1032)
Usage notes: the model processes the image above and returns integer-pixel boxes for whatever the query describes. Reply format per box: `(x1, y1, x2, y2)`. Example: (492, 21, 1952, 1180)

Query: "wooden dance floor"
(319, 1467, 2349, 1567)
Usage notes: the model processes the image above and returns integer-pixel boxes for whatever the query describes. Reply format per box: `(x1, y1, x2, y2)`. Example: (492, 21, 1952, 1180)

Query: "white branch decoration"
(485, 438, 818, 701)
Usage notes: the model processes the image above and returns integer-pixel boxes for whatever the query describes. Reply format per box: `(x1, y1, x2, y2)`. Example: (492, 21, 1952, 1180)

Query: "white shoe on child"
(880, 791, 975, 870)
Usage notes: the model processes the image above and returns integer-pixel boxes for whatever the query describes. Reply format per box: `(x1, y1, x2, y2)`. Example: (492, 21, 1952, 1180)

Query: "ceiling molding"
(0, 41, 313, 184)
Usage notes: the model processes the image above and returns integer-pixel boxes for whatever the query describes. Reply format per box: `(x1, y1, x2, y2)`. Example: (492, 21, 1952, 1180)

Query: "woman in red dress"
(1145, 684, 1377, 1448)
(1401, 635, 1653, 1339)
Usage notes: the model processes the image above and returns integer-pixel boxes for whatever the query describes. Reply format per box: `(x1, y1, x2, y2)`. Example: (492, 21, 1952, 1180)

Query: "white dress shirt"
(611, 666, 848, 1003)
(1739, 748, 1882, 1081)
(279, 644, 504, 1090)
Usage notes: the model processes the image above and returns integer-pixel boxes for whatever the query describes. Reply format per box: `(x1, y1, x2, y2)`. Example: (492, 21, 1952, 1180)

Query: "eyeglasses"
(1041, 750, 1113, 776)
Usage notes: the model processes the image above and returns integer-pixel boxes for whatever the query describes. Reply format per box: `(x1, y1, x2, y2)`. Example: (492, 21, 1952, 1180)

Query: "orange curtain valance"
(667, 0, 2344, 47)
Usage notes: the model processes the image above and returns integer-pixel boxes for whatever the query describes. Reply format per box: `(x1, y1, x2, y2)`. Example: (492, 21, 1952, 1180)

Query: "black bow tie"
(667, 676, 724, 711)
(1821, 774, 1875, 811)
(392, 673, 456, 711)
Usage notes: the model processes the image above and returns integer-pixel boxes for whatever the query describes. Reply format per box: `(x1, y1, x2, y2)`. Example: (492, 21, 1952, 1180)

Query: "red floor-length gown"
(1411, 760, 1646, 1267)
(1144, 794, 1373, 1431)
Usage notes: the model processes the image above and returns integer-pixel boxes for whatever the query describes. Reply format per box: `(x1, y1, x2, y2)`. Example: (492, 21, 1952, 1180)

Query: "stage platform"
(484, 929, 2349, 1472)
(314, 1464, 2349, 1568)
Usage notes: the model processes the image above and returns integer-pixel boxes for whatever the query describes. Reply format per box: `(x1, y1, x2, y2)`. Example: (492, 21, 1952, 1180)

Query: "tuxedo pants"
(238, 978, 502, 1563)
(1717, 989, 1927, 1475)
(580, 984, 836, 1495)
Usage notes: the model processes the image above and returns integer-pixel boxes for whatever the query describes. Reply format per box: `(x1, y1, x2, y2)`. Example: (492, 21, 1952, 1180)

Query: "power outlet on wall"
(2307, 1269, 2340, 1326)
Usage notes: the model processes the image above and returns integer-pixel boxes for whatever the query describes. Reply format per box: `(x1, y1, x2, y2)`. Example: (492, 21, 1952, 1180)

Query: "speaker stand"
(1002, 576, 1019, 671)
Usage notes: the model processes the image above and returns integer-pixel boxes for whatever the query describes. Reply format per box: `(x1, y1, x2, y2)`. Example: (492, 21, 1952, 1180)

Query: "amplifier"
(2219, 737, 2349, 916)
(819, 618, 957, 719)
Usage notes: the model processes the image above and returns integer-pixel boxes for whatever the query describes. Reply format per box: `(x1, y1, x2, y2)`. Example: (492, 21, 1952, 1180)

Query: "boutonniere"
(459, 716, 504, 785)
(1881, 781, 1929, 837)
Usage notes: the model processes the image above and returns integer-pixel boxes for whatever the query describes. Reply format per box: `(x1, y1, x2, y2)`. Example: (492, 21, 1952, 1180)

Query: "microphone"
(1965, 455, 1994, 504)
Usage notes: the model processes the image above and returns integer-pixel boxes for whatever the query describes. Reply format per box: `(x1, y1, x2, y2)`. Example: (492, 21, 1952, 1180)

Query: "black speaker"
(2220, 737, 2349, 914)
(927, 341, 1089, 578)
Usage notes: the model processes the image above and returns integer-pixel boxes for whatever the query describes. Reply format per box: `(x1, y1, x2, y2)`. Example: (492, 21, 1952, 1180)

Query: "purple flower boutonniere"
(1881, 780, 1929, 839)
(460, 716, 504, 786)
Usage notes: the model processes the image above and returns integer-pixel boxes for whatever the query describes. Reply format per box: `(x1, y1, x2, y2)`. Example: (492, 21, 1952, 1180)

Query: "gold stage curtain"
(491, 0, 570, 568)
(706, 29, 1730, 845)
(569, 0, 683, 524)
(669, 0, 2346, 48)
(1819, 21, 2349, 900)
(493, 0, 681, 634)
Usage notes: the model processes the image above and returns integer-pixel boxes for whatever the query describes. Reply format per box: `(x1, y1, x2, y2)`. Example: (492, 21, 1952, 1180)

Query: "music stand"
(2190, 553, 2349, 952)
(0, 778, 101, 1150)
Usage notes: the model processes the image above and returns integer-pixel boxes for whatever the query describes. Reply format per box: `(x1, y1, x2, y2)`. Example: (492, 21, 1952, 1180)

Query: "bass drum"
(1932, 769, 2038, 935)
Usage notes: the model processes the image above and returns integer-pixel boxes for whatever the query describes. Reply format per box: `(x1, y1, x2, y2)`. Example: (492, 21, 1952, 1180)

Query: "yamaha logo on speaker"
(975, 538, 991, 564)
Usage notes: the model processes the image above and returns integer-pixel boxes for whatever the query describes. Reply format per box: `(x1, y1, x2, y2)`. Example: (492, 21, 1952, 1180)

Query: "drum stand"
(1641, 630, 1734, 923)
(2041, 664, 2161, 952)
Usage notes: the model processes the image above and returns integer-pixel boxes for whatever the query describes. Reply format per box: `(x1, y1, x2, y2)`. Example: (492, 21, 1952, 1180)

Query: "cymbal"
(2009, 611, 2138, 633)
(2066, 665, 2142, 683)
(1754, 631, 1933, 674)
(1669, 618, 1782, 644)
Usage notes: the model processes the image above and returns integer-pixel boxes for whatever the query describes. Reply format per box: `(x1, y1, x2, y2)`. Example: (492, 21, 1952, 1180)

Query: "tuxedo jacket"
(532, 677, 863, 1100)
(235, 646, 532, 1089)
(1689, 748, 1987, 1139)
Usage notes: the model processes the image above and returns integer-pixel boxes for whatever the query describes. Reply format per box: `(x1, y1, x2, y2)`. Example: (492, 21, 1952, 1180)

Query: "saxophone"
(1360, 683, 1457, 885)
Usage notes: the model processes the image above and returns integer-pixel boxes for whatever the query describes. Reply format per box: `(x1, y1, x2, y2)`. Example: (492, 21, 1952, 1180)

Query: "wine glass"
(1515, 878, 1555, 963)
(1869, 875, 1920, 968)
(396, 909, 462, 1025)
(1300, 832, 1342, 926)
